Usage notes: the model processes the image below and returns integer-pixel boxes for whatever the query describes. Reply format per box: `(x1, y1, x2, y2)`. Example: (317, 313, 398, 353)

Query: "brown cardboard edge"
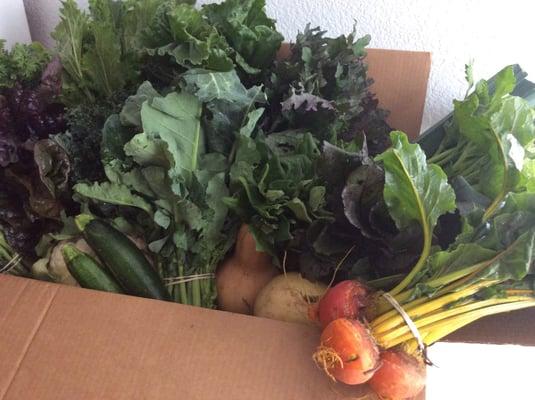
(366, 49, 431, 138)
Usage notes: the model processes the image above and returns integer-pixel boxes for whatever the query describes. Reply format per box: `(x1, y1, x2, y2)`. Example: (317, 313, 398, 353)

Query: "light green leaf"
(376, 131, 456, 294)
(286, 198, 312, 223)
(120, 81, 160, 127)
(104, 163, 154, 197)
(377, 131, 456, 232)
(154, 209, 171, 229)
(182, 69, 265, 106)
(240, 108, 264, 137)
(51, 0, 89, 101)
(140, 91, 204, 183)
(74, 182, 153, 215)
(124, 132, 169, 168)
(83, 22, 124, 98)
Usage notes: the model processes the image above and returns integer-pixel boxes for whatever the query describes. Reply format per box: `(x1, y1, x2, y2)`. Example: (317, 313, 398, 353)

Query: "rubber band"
(0, 254, 22, 274)
(381, 292, 435, 366)
(164, 273, 215, 286)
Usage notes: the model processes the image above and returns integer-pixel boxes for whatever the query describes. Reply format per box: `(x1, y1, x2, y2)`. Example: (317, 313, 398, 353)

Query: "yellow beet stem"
(375, 297, 529, 347)
(384, 300, 535, 351)
(370, 260, 493, 322)
(372, 280, 499, 334)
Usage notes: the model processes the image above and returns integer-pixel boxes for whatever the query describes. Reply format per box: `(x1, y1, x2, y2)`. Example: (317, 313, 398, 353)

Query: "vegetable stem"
(389, 232, 432, 297)
(483, 127, 509, 221)
(177, 260, 189, 305)
(400, 300, 535, 351)
(376, 297, 528, 347)
(427, 147, 456, 165)
(192, 278, 202, 307)
(372, 280, 498, 333)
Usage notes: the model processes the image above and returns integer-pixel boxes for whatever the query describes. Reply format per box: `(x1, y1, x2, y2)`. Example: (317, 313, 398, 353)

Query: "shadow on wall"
(1, 0, 31, 46)
(23, 0, 89, 47)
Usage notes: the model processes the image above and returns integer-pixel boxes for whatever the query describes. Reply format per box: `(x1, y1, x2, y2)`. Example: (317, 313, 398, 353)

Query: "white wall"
(22, 0, 535, 131)
(0, 0, 31, 47)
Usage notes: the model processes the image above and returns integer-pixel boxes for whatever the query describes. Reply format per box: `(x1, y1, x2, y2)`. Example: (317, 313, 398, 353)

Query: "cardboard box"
(0, 48, 435, 400)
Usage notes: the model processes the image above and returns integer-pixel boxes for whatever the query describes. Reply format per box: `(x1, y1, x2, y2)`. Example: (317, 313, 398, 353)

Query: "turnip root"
(48, 240, 80, 286)
(217, 225, 279, 314)
(254, 272, 327, 324)
(31, 258, 52, 281)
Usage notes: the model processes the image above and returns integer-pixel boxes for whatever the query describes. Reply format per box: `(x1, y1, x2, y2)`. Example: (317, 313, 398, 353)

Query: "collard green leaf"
(119, 81, 160, 127)
(240, 108, 264, 137)
(140, 91, 203, 184)
(182, 69, 265, 154)
(124, 132, 169, 168)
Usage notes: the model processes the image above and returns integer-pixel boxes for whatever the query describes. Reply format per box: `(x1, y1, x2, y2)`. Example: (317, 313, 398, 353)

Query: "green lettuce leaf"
(202, 0, 283, 72)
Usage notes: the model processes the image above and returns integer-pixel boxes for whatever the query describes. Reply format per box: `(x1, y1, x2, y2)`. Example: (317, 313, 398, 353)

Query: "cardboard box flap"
(0, 279, 59, 398)
(277, 44, 431, 138)
(0, 275, 369, 400)
(366, 49, 431, 138)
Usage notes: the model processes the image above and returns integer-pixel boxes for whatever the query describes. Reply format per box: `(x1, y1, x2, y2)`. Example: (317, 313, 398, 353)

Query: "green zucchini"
(62, 245, 123, 293)
(83, 220, 170, 301)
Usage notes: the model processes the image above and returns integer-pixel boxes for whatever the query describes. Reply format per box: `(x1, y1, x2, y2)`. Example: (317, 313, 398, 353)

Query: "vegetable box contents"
(1, 0, 534, 399)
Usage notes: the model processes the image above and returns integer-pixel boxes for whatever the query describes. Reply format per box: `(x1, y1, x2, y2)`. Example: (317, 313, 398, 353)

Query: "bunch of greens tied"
(44, 0, 390, 306)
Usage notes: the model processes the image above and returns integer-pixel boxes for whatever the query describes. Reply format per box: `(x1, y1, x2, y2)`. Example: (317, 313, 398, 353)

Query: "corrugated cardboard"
(366, 49, 431, 138)
(277, 43, 431, 138)
(0, 48, 434, 400)
(0, 275, 370, 400)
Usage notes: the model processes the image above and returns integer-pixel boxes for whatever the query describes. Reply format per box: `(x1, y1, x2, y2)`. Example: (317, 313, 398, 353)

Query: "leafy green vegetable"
(376, 131, 456, 295)
(139, 91, 203, 186)
(0, 41, 50, 88)
(182, 68, 266, 155)
(142, 1, 233, 75)
(424, 66, 535, 221)
(224, 131, 332, 255)
(73, 81, 237, 307)
(74, 181, 153, 215)
(202, 0, 283, 74)
(265, 24, 391, 154)
(52, 0, 140, 105)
